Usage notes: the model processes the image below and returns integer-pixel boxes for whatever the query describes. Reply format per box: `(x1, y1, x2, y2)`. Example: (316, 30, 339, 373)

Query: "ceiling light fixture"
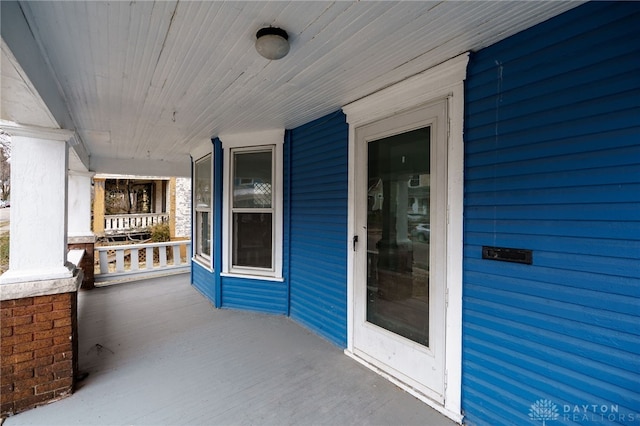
(255, 27, 290, 60)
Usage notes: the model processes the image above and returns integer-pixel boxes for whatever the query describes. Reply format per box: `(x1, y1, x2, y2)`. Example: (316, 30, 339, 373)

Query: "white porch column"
(67, 169, 96, 289)
(68, 170, 95, 238)
(0, 124, 77, 286)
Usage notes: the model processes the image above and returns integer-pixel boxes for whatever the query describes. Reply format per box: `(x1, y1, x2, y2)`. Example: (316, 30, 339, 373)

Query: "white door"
(352, 100, 448, 403)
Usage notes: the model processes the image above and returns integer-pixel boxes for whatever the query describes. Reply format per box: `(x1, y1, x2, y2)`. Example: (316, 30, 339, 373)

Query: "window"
(220, 129, 284, 280)
(231, 148, 274, 270)
(194, 154, 212, 262)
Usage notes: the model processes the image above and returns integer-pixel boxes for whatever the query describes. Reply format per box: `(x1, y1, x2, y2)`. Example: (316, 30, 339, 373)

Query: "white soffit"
(8, 1, 583, 173)
(0, 40, 57, 128)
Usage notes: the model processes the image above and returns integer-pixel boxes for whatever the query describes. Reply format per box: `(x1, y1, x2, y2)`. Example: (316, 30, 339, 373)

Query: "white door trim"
(343, 52, 468, 423)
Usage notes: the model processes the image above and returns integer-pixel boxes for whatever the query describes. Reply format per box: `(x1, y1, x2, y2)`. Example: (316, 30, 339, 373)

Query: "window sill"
(192, 256, 213, 272)
(220, 272, 284, 282)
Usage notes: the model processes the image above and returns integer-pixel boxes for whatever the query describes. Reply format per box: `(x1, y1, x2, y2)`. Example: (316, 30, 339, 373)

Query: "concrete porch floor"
(3, 274, 457, 426)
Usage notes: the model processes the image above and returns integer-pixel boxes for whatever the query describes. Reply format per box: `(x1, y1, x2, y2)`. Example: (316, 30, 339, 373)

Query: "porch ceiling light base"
(255, 27, 290, 60)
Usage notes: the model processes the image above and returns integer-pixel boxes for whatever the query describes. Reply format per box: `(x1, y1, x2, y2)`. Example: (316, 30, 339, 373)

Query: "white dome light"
(255, 27, 290, 60)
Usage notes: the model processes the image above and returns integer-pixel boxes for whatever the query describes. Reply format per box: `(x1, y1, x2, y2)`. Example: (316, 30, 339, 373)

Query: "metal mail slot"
(482, 246, 533, 265)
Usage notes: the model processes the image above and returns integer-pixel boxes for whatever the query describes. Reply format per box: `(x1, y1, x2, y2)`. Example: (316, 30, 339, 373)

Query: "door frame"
(352, 100, 448, 403)
(343, 53, 468, 423)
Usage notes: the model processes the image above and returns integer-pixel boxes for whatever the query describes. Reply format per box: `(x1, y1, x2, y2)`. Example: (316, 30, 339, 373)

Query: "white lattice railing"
(104, 213, 169, 235)
(95, 240, 191, 283)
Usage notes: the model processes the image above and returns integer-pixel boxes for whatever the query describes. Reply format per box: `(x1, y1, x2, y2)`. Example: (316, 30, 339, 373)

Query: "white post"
(0, 124, 77, 286)
(68, 170, 95, 238)
(154, 180, 165, 214)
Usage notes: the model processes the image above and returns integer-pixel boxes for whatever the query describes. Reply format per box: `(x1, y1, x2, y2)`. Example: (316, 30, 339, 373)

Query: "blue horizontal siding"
(468, 65, 638, 124)
(288, 111, 349, 348)
(466, 202, 640, 223)
(462, 2, 640, 425)
(466, 140, 640, 177)
(466, 3, 639, 79)
(466, 218, 639, 240)
(464, 269, 639, 325)
(465, 255, 638, 301)
(467, 156, 639, 183)
(466, 114, 639, 157)
(220, 276, 287, 315)
(191, 262, 215, 304)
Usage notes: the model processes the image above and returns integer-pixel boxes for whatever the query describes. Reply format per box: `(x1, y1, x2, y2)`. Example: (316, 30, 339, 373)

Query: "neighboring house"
(92, 174, 191, 240)
(173, 177, 192, 240)
(0, 1, 638, 424)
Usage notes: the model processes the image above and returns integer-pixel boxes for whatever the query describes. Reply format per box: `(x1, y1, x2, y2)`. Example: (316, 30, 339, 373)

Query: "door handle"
(353, 235, 359, 251)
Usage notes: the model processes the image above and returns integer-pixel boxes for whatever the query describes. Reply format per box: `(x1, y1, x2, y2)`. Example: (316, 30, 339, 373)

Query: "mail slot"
(482, 246, 533, 265)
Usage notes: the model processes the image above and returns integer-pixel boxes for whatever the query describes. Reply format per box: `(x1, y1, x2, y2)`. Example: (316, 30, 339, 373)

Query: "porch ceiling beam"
(90, 155, 191, 178)
(0, 0, 90, 170)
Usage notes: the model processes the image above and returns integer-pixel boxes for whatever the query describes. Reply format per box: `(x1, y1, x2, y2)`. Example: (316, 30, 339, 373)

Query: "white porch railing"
(104, 213, 169, 235)
(95, 240, 191, 283)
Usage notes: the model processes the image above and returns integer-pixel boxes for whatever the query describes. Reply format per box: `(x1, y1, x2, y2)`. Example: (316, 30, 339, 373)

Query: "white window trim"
(219, 129, 284, 281)
(192, 153, 213, 270)
(190, 141, 214, 164)
(342, 52, 468, 423)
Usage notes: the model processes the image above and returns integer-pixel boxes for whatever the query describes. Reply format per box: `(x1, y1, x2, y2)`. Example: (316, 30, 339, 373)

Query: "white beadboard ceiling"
(2, 1, 581, 176)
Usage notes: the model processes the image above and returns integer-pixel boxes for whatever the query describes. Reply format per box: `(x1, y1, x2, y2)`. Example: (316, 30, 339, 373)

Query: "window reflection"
(367, 127, 431, 347)
(195, 155, 212, 260)
(232, 213, 272, 268)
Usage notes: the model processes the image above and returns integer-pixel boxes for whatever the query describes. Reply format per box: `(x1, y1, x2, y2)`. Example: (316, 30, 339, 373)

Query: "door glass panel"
(367, 127, 430, 347)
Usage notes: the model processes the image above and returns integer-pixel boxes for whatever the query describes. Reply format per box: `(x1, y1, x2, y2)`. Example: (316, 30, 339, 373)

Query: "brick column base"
(1, 291, 78, 416)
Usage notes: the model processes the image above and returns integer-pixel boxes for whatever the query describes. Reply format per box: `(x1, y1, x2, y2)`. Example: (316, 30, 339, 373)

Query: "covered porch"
(2, 1, 638, 424)
(4, 274, 455, 426)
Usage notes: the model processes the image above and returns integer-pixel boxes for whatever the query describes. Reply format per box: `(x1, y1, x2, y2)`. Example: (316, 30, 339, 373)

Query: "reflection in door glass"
(367, 127, 430, 347)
